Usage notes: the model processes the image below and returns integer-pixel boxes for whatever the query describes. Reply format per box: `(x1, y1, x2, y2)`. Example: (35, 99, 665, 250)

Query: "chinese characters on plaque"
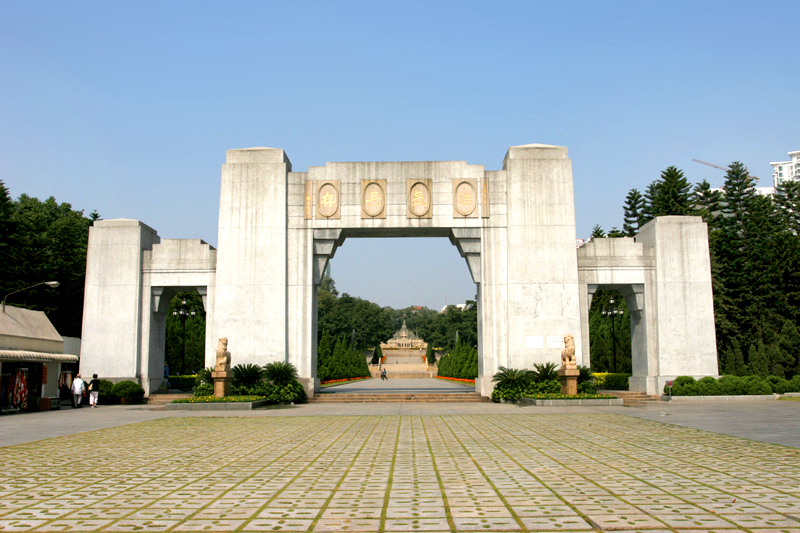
(315, 180, 340, 219)
(407, 179, 432, 218)
(361, 180, 386, 219)
(452, 179, 478, 217)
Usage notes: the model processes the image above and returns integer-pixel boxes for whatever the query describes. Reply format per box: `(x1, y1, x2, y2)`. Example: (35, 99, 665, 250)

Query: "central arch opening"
(314, 236, 479, 396)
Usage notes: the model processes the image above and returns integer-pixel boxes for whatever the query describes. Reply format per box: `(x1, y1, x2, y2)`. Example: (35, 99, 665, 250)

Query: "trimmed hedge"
(665, 375, 800, 396)
(192, 381, 307, 404)
(593, 373, 630, 390)
(167, 375, 197, 389)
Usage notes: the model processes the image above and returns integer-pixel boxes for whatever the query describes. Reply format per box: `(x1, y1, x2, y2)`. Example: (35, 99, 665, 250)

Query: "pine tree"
(317, 331, 333, 381)
(641, 181, 660, 223)
(691, 179, 722, 227)
(651, 166, 692, 216)
(590, 224, 606, 240)
(622, 188, 645, 236)
(607, 227, 626, 238)
(774, 180, 800, 235)
(722, 338, 747, 376)
(748, 341, 770, 377)
(425, 343, 435, 365)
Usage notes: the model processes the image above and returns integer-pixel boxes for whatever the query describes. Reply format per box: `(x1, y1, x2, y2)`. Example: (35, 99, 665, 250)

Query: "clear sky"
(1, 1, 798, 310)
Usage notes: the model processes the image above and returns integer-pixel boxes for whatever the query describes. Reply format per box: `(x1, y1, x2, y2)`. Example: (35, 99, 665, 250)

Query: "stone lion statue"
(215, 337, 231, 372)
(561, 334, 576, 369)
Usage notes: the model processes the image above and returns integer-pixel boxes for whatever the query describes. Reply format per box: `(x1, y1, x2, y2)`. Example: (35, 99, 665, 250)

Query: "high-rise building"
(770, 150, 800, 187)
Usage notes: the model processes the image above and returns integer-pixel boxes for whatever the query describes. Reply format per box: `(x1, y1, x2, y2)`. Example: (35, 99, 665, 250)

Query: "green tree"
(165, 292, 206, 374)
(748, 341, 770, 377)
(622, 188, 646, 236)
(425, 343, 435, 365)
(651, 166, 692, 216)
(691, 179, 722, 226)
(589, 224, 605, 240)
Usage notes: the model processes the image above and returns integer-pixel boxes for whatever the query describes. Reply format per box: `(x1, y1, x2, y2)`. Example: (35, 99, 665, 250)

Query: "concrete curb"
(521, 398, 624, 406)
(659, 394, 780, 402)
(164, 399, 273, 410)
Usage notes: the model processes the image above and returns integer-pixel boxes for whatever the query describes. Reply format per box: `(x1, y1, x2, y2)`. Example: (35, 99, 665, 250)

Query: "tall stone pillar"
(213, 148, 291, 367)
(502, 144, 583, 370)
(80, 220, 160, 386)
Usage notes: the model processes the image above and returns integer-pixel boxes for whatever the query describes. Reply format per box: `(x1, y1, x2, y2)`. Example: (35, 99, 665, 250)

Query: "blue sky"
(1, 1, 798, 310)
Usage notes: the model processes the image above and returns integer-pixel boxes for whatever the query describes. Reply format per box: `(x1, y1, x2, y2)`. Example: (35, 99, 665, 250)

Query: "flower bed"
(524, 393, 616, 400)
(321, 376, 371, 385)
(172, 395, 266, 403)
(436, 376, 475, 385)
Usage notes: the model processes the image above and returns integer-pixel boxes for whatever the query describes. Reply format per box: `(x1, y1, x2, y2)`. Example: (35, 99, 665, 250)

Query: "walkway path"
(2, 412, 800, 532)
(320, 377, 472, 394)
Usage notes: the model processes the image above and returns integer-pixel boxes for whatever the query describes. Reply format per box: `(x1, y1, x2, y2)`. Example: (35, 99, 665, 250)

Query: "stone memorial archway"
(80, 144, 718, 396)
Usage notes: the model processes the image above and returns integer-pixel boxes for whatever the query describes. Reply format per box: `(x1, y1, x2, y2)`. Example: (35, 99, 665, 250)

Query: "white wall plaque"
(524, 336, 543, 349)
(546, 336, 564, 349)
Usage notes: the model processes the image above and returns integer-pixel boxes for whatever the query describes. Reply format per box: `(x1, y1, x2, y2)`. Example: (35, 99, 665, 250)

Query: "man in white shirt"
(71, 374, 85, 408)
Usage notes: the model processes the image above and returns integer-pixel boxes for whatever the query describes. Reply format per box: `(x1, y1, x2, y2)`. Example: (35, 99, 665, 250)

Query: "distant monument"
(381, 320, 427, 350)
(212, 337, 233, 397)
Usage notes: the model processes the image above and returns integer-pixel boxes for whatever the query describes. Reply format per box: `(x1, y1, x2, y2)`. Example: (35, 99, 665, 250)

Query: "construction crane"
(692, 159, 760, 182)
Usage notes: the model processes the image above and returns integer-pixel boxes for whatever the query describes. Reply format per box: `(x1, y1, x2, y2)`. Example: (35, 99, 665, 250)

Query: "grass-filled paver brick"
(2, 413, 800, 532)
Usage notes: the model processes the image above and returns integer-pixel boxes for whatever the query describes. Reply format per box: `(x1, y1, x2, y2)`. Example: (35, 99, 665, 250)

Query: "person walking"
(88, 374, 100, 408)
(71, 374, 85, 408)
(381, 368, 388, 381)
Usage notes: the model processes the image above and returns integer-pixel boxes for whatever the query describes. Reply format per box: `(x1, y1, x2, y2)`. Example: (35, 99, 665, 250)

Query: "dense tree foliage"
(317, 276, 394, 351)
(437, 342, 478, 380)
(588, 290, 632, 373)
(317, 331, 371, 382)
(165, 292, 206, 375)
(0, 181, 94, 337)
(599, 164, 800, 379)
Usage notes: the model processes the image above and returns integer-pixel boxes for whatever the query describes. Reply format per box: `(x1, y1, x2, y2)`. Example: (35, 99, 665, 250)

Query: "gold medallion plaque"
(316, 180, 340, 219)
(361, 180, 386, 218)
(407, 179, 432, 218)
(453, 179, 478, 217)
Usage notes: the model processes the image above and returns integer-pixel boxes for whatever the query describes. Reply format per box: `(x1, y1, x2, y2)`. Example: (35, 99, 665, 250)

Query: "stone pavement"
(3, 412, 800, 532)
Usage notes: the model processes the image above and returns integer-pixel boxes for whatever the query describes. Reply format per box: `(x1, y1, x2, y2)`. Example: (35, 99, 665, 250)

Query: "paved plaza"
(3, 410, 800, 532)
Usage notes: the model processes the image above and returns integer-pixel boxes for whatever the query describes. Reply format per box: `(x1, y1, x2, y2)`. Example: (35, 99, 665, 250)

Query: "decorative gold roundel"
(409, 182, 431, 217)
(363, 182, 384, 217)
(455, 181, 477, 216)
(318, 183, 339, 218)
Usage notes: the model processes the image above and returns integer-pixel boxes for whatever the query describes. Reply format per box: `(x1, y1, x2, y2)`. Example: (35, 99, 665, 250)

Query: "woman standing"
(88, 374, 100, 408)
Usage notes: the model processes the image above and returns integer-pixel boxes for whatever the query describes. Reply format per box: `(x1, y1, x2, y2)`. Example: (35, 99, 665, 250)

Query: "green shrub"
(111, 380, 145, 404)
(742, 376, 772, 395)
(491, 367, 532, 392)
(577, 365, 593, 384)
(593, 373, 630, 390)
(578, 381, 597, 394)
(168, 375, 196, 389)
(718, 375, 745, 395)
(263, 361, 299, 387)
(437, 343, 478, 380)
(766, 375, 790, 394)
(97, 379, 120, 404)
(196, 367, 215, 386)
(193, 383, 214, 397)
(531, 362, 559, 382)
(696, 376, 721, 395)
(788, 375, 800, 393)
(233, 364, 265, 387)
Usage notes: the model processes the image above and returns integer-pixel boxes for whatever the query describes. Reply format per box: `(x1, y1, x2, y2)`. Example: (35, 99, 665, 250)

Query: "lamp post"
(2, 281, 60, 313)
(173, 300, 196, 375)
(601, 299, 623, 372)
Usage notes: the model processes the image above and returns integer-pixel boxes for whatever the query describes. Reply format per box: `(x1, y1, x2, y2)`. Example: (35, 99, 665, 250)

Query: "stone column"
(213, 148, 291, 367)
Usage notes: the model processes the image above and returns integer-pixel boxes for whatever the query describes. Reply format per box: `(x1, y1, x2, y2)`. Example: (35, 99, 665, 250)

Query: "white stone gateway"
(79, 144, 718, 397)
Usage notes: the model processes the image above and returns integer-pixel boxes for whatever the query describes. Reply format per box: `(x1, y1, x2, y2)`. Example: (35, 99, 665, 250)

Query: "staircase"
(309, 392, 489, 403)
(145, 393, 193, 405)
(599, 390, 661, 407)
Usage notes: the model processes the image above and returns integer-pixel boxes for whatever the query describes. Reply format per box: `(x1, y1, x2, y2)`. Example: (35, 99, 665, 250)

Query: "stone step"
(309, 393, 489, 403)
(145, 393, 193, 405)
(598, 389, 662, 406)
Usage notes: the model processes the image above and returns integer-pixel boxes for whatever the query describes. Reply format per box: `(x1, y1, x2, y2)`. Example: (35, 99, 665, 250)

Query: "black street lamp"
(173, 300, 196, 375)
(601, 298, 623, 373)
